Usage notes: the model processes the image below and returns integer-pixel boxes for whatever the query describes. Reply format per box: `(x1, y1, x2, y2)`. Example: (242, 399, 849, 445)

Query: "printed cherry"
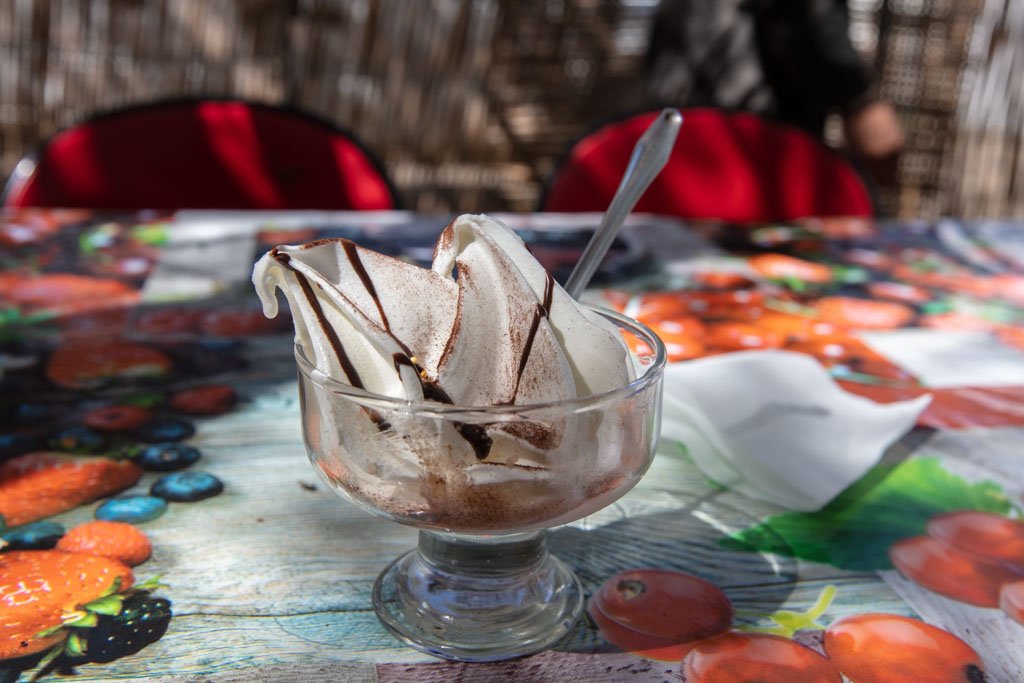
(824, 613, 986, 682)
(681, 632, 841, 683)
(595, 569, 733, 642)
(889, 535, 1020, 607)
(586, 598, 691, 663)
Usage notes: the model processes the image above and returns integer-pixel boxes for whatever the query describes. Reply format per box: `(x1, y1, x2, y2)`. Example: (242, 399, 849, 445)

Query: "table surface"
(2, 209, 1024, 682)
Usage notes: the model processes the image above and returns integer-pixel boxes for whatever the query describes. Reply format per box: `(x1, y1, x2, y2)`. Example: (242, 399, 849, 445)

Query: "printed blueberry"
(168, 340, 247, 377)
(16, 402, 60, 422)
(0, 432, 43, 459)
(136, 418, 195, 443)
(151, 471, 224, 502)
(48, 426, 109, 454)
(135, 443, 201, 471)
(95, 496, 168, 523)
(1, 521, 65, 550)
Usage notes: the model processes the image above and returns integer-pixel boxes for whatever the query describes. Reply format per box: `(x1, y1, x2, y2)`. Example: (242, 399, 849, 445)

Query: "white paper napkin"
(660, 350, 931, 512)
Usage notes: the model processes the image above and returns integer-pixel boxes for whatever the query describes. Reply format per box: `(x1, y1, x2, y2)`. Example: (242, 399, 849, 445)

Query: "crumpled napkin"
(660, 350, 931, 512)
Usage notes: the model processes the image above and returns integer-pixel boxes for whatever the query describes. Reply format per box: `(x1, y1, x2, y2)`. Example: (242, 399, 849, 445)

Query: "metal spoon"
(563, 108, 683, 299)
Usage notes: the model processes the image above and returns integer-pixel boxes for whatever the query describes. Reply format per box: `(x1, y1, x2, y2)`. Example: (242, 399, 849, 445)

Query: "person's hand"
(843, 100, 904, 188)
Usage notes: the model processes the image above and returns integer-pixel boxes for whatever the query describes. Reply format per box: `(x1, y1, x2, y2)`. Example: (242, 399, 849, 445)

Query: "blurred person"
(646, 0, 903, 187)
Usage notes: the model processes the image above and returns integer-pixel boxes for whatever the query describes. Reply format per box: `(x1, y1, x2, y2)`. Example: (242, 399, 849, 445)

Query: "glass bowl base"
(371, 530, 584, 662)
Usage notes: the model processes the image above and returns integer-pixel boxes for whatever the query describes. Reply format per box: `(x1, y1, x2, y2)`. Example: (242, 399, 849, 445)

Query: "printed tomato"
(748, 254, 833, 284)
(812, 297, 915, 329)
(824, 613, 985, 683)
(1000, 580, 1024, 626)
(634, 293, 690, 323)
(704, 322, 783, 352)
(889, 535, 1021, 607)
(866, 281, 931, 305)
(643, 318, 706, 361)
(692, 271, 756, 290)
(751, 312, 837, 343)
(919, 312, 997, 332)
(926, 511, 1024, 569)
(682, 632, 841, 683)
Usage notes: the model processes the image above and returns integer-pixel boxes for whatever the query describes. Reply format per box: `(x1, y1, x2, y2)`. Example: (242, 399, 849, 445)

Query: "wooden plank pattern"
(40, 337, 917, 679)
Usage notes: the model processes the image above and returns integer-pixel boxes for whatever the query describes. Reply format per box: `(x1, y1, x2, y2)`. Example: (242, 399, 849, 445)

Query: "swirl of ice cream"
(252, 214, 649, 531)
(253, 214, 633, 408)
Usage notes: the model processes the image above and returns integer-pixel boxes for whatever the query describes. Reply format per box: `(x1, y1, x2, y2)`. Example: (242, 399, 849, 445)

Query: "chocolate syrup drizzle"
(270, 249, 365, 389)
(275, 241, 494, 459)
(509, 272, 555, 402)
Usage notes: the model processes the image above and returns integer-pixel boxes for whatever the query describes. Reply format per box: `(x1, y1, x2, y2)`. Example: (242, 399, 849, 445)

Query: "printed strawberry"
(805, 216, 876, 239)
(169, 384, 238, 415)
(131, 307, 201, 336)
(866, 281, 931, 305)
(2, 274, 140, 316)
(692, 271, 756, 290)
(257, 228, 317, 245)
(198, 309, 284, 337)
(83, 405, 155, 432)
(0, 550, 133, 660)
(45, 342, 172, 390)
(56, 521, 152, 567)
(56, 308, 132, 343)
(0, 214, 62, 247)
(748, 254, 833, 284)
(0, 453, 143, 527)
(77, 591, 172, 663)
(919, 312, 997, 332)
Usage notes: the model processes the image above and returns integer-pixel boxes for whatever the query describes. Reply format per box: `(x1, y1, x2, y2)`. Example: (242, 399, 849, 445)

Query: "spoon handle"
(563, 108, 683, 300)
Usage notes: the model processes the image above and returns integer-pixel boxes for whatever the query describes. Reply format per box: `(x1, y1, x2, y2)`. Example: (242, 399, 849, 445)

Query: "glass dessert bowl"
(295, 307, 665, 661)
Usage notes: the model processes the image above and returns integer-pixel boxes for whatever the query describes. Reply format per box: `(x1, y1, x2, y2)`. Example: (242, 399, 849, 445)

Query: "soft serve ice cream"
(253, 214, 656, 531)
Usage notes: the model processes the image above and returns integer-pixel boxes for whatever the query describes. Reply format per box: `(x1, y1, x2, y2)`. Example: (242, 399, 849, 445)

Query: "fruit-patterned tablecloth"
(2, 209, 1023, 682)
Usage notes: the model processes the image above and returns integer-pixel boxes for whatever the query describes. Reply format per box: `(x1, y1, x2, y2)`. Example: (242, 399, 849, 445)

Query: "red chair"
(541, 109, 874, 222)
(3, 99, 399, 211)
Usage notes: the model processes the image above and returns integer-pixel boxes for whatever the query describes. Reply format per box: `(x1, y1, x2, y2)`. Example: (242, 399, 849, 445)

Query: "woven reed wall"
(0, 0, 1019, 218)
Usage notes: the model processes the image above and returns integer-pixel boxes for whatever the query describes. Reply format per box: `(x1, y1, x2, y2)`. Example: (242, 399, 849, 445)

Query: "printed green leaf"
(831, 265, 870, 284)
(65, 632, 86, 657)
(100, 575, 123, 598)
(83, 594, 124, 616)
(720, 457, 1014, 571)
(131, 223, 169, 246)
(35, 623, 66, 639)
(65, 612, 98, 628)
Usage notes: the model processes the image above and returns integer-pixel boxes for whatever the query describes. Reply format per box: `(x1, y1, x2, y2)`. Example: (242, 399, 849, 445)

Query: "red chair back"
(4, 99, 398, 211)
(542, 109, 873, 222)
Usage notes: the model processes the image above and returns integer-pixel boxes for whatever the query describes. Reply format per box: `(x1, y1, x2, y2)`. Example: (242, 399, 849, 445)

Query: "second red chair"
(541, 109, 874, 222)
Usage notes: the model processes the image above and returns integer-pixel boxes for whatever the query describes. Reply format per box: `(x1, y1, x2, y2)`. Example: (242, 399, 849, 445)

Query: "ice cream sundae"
(253, 214, 662, 532)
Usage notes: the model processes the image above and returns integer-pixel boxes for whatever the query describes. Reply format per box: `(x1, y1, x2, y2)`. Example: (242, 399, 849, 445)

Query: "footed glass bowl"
(295, 307, 666, 661)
